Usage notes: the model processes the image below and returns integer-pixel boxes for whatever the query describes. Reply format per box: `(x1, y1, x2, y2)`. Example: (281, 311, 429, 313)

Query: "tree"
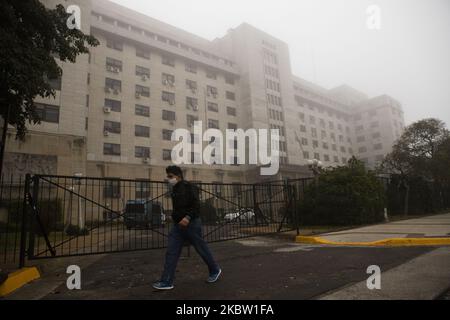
(0, 0, 98, 178)
(381, 118, 450, 214)
(0, 0, 99, 140)
(298, 157, 386, 226)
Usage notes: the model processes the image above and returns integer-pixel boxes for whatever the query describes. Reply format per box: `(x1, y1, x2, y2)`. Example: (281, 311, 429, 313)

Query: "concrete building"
(4, 0, 405, 184)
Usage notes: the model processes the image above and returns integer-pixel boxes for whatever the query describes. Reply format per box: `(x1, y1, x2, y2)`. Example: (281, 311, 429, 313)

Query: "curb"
(0, 267, 41, 297)
(296, 236, 450, 247)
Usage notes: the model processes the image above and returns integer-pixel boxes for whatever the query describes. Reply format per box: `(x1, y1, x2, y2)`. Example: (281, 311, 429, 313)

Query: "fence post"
(252, 184, 258, 226)
(26, 175, 40, 260)
(19, 174, 31, 268)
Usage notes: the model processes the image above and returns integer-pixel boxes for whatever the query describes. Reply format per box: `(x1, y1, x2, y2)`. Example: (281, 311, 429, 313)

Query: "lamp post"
(307, 159, 323, 178)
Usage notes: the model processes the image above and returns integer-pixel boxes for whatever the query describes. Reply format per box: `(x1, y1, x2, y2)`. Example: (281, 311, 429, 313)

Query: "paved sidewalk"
(301, 213, 450, 244)
(320, 247, 450, 300)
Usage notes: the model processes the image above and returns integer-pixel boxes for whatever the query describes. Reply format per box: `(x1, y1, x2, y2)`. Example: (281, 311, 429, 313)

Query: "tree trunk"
(404, 183, 410, 216)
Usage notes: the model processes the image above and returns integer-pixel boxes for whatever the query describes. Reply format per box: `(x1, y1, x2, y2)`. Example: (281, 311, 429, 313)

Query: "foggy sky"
(110, 0, 450, 127)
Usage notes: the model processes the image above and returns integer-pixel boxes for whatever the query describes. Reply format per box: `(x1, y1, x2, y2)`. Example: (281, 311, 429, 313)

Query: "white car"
(224, 209, 255, 222)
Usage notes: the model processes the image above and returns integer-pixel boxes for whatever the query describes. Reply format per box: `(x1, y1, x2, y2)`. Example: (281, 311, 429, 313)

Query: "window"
(135, 180, 150, 198)
(106, 58, 122, 72)
(311, 128, 317, 138)
(186, 97, 198, 109)
(314, 153, 321, 160)
(105, 78, 121, 92)
(104, 179, 121, 198)
(206, 70, 217, 80)
(208, 102, 218, 112)
(358, 147, 367, 153)
(228, 123, 237, 130)
(135, 125, 150, 137)
(324, 155, 330, 162)
(105, 99, 121, 112)
(303, 151, 310, 159)
(301, 138, 308, 146)
(355, 125, 364, 132)
(106, 38, 123, 51)
(225, 76, 235, 85)
(226, 91, 236, 101)
(187, 115, 198, 127)
(136, 66, 150, 77)
(370, 121, 380, 128)
(163, 149, 172, 161)
(374, 143, 383, 150)
(313, 140, 319, 148)
(299, 125, 306, 133)
(104, 120, 121, 134)
(207, 86, 218, 97)
(162, 91, 175, 104)
(136, 47, 150, 59)
(185, 63, 197, 73)
(357, 136, 365, 143)
(45, 74, 62, 90)
(208, 119, 219, 129)
(135, 105, 150, 117)
(162, 73, 175, 86)
(186, 79, 197, 91)
(372, 132, 381, 139)
(162, 55, 175, 67)
(35, 103, 59, 123)
(135, 85, 150, 97)
(104, 143, 121, 156)
(227, 107, 236, 116)
(162, 110, 176, 121)
(162, 129, 173, 141)
(135, 146, 150, 158)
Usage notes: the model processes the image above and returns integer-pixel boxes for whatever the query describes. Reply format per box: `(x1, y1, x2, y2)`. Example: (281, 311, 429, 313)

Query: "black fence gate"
(13, 174, 301, 267)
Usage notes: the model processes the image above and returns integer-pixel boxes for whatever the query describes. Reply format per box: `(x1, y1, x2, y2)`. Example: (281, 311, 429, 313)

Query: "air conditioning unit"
(113, 89, 119, 95)
(169, 120, 175, 125)
(104, 87, 111, 93)
(112, 67, 119, 74)
(192, 104, 199, 111)
(106, 65, 113, 72)
(141, 75, 148, 82)
(135, 93, 141, 99)
(169, 100, 175, 106)
(103, 106, 112, 113)
(103, 130, 110, 137)
(163, 79, 169, 85)
(142, 157, 150, 164)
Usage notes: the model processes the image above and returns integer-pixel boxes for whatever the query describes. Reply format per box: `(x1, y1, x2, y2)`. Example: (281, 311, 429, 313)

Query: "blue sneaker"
(152, 281, 174, 290)
(207, 268, 222, 283)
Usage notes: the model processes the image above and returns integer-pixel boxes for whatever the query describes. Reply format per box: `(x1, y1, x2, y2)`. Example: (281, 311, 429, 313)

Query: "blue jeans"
(160, 218, 219, 284)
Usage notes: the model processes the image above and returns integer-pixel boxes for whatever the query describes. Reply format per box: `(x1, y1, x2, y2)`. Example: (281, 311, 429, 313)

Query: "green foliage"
(0, 0, 99, 139)
(298, 157, 386, 226)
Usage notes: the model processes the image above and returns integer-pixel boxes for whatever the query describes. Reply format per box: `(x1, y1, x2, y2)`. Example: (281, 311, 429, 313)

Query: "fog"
(111, 0, 450, 127)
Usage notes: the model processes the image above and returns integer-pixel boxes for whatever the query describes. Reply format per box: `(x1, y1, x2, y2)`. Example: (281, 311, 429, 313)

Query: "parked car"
(224, 208, 255, 223)
(123, 200, 166, 229)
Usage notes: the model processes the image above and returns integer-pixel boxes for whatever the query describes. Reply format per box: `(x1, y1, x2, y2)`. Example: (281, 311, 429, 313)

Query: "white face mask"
(168, 178, 178, 186)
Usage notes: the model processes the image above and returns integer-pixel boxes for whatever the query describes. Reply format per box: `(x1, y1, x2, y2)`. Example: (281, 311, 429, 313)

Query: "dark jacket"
(170, 180, 200, 223)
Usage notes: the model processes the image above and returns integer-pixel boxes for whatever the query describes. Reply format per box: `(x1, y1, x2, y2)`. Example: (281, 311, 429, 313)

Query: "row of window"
(106, 57, 235, 86)
(295, 96, 350, 122)
(299, 125, 352, 144)
(358, 144, 383, 153)
(299, 113, 351, 133)
(300, 138, 353, 153)
(104, 78, 236, 101)
(97, 13, 235, 66)
(302, 151, 348, 165)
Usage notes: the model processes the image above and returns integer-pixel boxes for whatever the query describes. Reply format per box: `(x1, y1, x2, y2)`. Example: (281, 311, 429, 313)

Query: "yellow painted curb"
(0, 267, 40, 297)
(296, 236, 450, 247)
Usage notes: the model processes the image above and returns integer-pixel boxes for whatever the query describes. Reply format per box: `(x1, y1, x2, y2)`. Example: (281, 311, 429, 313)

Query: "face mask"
(168, 178, 178, 186)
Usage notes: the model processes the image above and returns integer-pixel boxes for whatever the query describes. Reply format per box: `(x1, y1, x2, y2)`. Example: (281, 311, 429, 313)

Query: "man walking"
(153, 166, 222, 290)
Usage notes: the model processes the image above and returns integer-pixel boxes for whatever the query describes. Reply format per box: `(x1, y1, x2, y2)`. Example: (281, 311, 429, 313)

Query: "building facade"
(4, 0, 405, 183)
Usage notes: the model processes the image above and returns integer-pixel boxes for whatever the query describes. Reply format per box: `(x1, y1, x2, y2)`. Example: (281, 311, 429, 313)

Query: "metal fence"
(0, 175, 299, 268)
(1, 174, 449, 269)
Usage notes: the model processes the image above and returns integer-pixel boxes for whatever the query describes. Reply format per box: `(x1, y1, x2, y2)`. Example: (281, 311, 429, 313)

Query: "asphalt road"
(21, 235, 436, 300)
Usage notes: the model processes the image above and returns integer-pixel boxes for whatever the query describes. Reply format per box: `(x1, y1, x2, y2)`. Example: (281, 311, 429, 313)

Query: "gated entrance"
(16, 174, 308, 267)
